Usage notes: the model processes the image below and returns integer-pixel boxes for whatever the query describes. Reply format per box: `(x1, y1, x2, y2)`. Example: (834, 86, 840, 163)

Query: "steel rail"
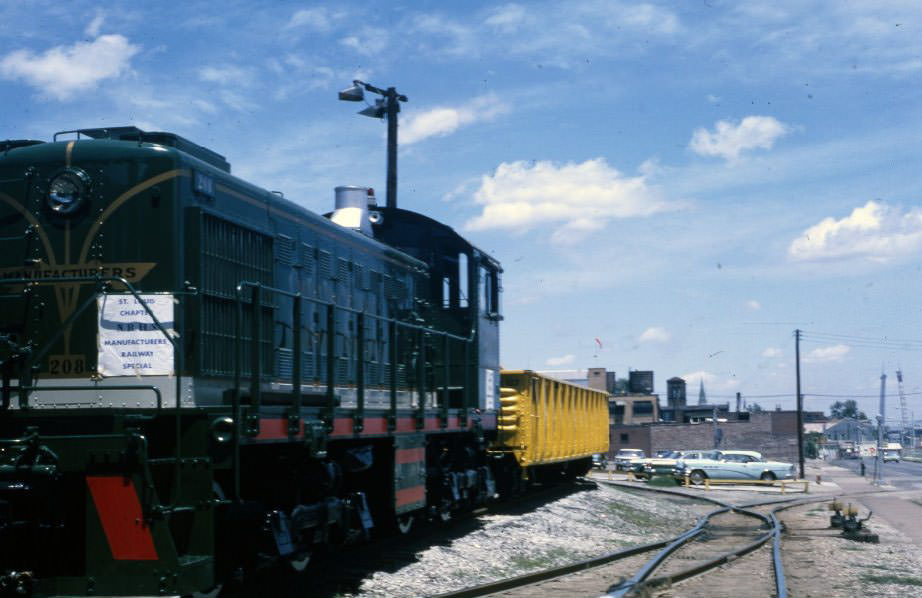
(770, 512, 787, 598)
(429, 478, 877, 598)
(605, 506, 769, 597)
(429, 485, 733, 598)
(427, 537, 674, 598)
(596, 479, 840, 597)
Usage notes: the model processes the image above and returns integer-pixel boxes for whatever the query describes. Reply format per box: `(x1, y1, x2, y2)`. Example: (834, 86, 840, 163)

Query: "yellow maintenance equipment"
(492, 370, 609, 468)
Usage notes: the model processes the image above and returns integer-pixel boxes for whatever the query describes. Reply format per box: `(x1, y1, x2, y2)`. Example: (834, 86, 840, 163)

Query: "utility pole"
(795, 329, 804, 479)
(897, 369, 910, 448)
(876, 373, 886, 486)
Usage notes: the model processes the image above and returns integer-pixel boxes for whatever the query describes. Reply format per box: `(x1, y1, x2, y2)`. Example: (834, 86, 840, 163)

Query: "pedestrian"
(860, 461, 865, 477)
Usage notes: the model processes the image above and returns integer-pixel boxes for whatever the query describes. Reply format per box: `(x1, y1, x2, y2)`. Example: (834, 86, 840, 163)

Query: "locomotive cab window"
(479, 265, 501, 318)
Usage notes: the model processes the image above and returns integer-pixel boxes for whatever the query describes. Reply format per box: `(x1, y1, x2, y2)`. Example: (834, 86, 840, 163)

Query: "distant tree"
(748, 402, 764, 413)
(805, 431, 822, 459)
(829, 400, 866, 420)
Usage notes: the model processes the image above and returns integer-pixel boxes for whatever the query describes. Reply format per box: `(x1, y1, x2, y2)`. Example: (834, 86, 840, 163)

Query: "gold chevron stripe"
(78, 169, 190, 263)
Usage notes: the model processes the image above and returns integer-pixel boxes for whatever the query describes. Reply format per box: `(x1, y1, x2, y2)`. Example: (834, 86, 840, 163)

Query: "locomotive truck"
(0, 126, 608, 597)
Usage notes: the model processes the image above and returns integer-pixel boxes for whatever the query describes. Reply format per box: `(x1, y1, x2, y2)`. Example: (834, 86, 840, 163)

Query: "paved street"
(830, 457, 922, 489)
(821, 458, 922, 544)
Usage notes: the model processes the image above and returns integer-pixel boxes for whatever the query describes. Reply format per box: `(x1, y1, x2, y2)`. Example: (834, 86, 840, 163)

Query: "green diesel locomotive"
(0, 127, 504, 597)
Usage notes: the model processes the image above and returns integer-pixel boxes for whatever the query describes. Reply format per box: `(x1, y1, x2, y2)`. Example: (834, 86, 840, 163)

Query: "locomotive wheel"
(397, 514, 415, 535)
(437, 505, 452, 523)
(287, 550, 311, 572)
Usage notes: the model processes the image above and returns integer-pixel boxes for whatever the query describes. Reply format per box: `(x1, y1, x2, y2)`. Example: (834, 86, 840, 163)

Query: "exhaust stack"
(330, 186, 375, 236)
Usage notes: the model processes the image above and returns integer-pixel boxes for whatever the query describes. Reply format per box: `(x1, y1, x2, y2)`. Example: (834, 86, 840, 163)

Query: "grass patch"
(605, 500, 664, 528)
(911, 497, 922, 508)
(861, 574, 922, 586)
(647, 476, 679, 487)
(508, 547, 572, 570)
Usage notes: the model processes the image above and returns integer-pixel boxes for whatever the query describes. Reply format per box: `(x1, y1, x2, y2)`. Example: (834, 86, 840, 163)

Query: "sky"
(2, 1, 922, 421)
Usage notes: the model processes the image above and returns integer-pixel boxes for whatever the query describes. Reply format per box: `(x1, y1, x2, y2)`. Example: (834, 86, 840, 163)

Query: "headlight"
(47, 168, 91, 215)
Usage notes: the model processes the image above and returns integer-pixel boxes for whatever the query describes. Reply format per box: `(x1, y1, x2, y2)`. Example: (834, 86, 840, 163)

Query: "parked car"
(671, 450, 721, 482)
(641, 450, 687, 479)
(675, 450, 796, 484)
(613, 448, 645, 471)
(883, 449, 901, 463)
(591, 453, 607, 469)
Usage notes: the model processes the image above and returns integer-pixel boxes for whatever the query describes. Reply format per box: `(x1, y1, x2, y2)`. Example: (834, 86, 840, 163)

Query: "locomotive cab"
(367, 205, 502, 414)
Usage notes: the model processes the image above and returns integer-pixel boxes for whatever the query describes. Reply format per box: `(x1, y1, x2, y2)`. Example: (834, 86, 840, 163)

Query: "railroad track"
(241, 480, 600, 598)
(431, 480, 835, 598)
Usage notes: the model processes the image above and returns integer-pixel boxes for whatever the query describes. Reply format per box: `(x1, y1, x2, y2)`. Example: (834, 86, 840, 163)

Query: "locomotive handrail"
(231, 280, 477, 500)
(234, 280, 475, 342)
(0, 275, 186, 514)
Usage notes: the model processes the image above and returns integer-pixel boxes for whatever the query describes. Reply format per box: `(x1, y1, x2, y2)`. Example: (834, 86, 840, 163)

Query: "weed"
(647, 476, 679, 488)
(861, 574, 922, 586)
(508, 547, 572, 570)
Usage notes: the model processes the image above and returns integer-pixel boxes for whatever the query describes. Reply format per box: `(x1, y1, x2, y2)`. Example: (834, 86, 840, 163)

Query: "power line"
(804, 330, 922, 345)
(709, 391, 922, 399)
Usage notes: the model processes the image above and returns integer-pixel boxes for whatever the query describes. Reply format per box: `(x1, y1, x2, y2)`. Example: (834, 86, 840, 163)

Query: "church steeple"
(698, 379, 706, 405)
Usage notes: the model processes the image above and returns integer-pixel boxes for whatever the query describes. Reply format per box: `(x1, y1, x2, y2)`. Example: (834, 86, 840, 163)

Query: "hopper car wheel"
(397, 514, 415, 535)
(760, 472, 776, 481)
(689, 470, 707, 485)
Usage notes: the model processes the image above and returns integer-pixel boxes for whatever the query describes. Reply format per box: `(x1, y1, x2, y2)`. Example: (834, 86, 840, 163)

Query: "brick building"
(610, 411, 801, 463)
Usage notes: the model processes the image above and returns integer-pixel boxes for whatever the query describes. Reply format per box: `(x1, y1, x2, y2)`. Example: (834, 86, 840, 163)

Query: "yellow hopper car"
(491, 370, 609, 486)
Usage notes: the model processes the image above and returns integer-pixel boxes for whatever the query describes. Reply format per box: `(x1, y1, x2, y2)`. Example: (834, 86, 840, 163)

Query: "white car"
(675, 450, 796, 484)
(613, 448, 645, 471)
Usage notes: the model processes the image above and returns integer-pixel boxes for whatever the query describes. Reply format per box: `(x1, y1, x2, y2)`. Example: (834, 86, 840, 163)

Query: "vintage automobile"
(882, 449, 901, 463)
(674, 450, 796, 484)
(613, 448, 645, 471)
(639, 450, 687, 479)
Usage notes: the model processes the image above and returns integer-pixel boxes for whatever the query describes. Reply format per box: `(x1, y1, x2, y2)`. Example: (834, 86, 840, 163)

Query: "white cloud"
(619, 2, 680, 35)
(401, 94, 509, 145)
(465, 158, 677, 240)
(689, 115, 790, 161)
(804, 344, 850, 363)
(546, 354, 575, 366)
(761, 347, 782, 358)
(485, 4, 528, 32)
(0, 35, 139, 100)
(638, 326, 670, 343)
(199, 65, 253, 87)
(217, 89, 259, 112)
(680, 370, 740, 391)
(788, 200, 922, 262)
(285, 8, 332, 31)
(85, 11, 105, 37)
(746, 299, 761, 310)
(339, 28, 389, 56)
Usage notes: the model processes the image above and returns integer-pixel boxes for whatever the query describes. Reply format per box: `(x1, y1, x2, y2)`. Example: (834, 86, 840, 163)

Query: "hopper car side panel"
(495, 370, 609, 469)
